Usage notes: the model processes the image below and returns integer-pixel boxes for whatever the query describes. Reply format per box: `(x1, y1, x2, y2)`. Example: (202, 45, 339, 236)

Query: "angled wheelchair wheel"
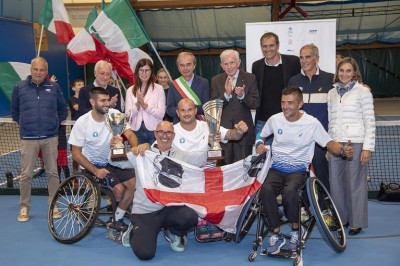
(48, 175, 100, 244)
(235, 190, 260, 243)
(306, 176, 346, 252)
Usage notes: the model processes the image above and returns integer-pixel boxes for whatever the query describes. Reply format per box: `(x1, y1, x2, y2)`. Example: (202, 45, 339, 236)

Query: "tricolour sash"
(172, 76, 204, 121)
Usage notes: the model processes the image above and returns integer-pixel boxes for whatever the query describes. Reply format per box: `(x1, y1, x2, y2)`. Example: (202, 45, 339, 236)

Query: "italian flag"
(39, 0, 75, 43)
(87, 0, 151, 82)
(0, 62, 30, 102)
(67, 7, 104, 65)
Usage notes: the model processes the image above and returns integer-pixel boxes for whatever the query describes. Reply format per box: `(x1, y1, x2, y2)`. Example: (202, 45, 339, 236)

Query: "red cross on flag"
(136, 151, 271, 233)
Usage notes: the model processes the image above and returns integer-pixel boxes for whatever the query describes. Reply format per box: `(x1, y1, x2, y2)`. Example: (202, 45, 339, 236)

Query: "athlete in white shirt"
(255, 86, 353, 254)
(69, 87, 139, 231)
(173, 98, 248, 240)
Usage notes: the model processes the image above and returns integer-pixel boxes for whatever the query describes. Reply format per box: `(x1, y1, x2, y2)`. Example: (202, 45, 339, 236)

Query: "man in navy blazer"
(210, 49, 259, 164)
(252, 32, 301, 137)
(77, 60, 121, 118)
(166, 52, 209, 124)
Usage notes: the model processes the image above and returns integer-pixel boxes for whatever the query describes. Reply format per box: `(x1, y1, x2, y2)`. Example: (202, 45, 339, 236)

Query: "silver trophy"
(203, 99, 225, 160)
(105, 111, 128, 161)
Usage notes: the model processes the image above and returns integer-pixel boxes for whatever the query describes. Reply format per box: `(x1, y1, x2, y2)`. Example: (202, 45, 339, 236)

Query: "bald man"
(173, 98, 248, 240)
(110, 121, 206, 260)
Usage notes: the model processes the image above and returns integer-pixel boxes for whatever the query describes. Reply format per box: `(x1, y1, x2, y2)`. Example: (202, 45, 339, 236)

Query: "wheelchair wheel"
(48, 175, 100, 244)
(306, 176, 346, 252)
(235, 191, 260, 243)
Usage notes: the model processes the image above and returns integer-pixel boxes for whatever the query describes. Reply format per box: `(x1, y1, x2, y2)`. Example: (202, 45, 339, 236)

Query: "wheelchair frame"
(48, 174, 122, 244)
(235, 176, 346, 265)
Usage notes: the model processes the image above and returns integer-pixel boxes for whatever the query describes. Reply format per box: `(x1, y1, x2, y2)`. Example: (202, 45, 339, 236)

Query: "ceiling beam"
(64, 0, 325, 9)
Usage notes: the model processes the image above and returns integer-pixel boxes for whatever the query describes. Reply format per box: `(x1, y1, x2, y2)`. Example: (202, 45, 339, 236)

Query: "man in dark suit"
(252, 32, 301, 137)
(166, 52, 209, 124)
(210, 50, 259, 164)
(77, 60, 121, 117)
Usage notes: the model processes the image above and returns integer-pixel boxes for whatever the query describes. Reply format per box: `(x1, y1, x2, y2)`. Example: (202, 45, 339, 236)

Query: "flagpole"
(37, 25, 45, 57)
(148, 41, 172, 81)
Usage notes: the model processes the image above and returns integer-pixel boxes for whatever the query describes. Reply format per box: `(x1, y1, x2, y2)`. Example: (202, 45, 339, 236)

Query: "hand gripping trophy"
(203, 99, 225, 160)
(105, 111, 128, 161)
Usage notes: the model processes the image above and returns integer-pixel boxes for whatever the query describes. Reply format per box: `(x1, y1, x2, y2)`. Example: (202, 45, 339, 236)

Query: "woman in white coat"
(327, 57, 375, 236)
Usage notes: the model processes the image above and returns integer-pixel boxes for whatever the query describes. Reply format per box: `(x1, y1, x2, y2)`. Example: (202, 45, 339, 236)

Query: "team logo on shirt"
(93, 132, 99, 137)
(180, 138, 185, 143)
(278, 129, 283, 134)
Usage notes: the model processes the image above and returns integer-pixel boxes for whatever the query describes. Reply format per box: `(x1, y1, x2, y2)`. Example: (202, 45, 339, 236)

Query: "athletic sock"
(114, 207, 126, 221)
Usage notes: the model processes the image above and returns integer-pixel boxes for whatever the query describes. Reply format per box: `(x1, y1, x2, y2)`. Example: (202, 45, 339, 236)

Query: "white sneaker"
(122, 223, 133, 247)
(18, 207, 29, 222)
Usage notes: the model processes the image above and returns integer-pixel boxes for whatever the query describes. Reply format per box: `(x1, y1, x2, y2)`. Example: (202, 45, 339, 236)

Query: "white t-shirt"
(68, 109, 126, 167)
(260, 111, 331, 173)
(172, 120, 228, 152)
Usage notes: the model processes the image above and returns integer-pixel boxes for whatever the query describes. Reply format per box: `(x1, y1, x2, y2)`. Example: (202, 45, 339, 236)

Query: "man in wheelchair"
(255, 86, 353, 255)
(68, 87, 139, 231)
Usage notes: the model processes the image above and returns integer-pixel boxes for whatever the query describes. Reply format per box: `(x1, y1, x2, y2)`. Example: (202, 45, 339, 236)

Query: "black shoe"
(342, 222, 349, 228)
(349, 228, 361, 235)
(114, 219, 129, 232)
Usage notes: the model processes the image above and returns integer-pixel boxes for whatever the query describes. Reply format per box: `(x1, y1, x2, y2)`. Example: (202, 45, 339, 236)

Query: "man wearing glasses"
(110, 121, 207, 260)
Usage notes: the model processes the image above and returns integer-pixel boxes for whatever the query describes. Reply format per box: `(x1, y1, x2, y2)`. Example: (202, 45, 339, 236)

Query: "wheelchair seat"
(235, 176, 346, 265)
(48, 173, 121, 244)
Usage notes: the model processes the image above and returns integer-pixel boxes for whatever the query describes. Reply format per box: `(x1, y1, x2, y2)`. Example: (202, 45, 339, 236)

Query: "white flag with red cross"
(136, 151, 271, 233)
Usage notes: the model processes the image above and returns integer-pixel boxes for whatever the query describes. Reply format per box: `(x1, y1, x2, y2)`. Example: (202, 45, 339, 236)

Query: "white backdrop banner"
(246, 19, 336, 74)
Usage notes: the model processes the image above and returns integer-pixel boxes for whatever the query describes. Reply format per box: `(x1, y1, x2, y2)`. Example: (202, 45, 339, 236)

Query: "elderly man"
(211, 49, 259, 164)
(256, 86, 353, 254)
(166, 52, 209, 124)
(11, 57, 68, 222)
(110, 121, 206, 260)
(252, 32, 301, 137)
(69, 87, 138, 230)
(78, 60, 121, 117)
(288, 44, 334, 191)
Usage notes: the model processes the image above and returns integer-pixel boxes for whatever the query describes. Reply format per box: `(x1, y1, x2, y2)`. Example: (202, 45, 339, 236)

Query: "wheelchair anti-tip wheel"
(48, 175, 100, 244)
(306, 176, 346, 252)
(235, 190, 260, 243)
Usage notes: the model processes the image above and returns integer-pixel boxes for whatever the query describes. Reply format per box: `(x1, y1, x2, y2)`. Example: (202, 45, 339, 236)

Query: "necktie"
(229, 77, 234, 90)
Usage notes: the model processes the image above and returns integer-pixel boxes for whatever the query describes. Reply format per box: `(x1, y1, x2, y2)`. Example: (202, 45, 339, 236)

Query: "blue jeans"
(255, 120, 273, 145)
(134, 122, 155, 145)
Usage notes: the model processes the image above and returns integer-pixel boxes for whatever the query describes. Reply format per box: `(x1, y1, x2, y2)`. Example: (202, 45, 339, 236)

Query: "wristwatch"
(340, 147, 347, 160)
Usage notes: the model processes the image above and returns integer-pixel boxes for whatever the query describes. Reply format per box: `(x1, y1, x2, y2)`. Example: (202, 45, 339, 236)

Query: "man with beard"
(69, 87, 138, 230)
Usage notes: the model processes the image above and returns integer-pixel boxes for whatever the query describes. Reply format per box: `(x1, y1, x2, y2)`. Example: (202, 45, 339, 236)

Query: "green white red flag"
(89, 0, 151, 82)
(67, 7, 104, 65)
(0, 62, 30, 102)
(39, 0, 75, 43)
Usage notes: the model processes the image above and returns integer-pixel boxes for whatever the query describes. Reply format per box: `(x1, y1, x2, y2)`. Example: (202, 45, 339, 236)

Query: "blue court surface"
(0, 195, 399, 266)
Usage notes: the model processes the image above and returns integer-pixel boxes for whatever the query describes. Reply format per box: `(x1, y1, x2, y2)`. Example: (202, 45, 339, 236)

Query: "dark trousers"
(260, 169, 307, 229)
(221, 142, 252, 165)
(130, 206, 198, 260)
(312, 144, 330, 192)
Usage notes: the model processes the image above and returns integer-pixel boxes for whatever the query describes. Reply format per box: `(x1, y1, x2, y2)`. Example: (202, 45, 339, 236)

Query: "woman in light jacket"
(327, 57, 375, 236)
(125, 59, 165, 145)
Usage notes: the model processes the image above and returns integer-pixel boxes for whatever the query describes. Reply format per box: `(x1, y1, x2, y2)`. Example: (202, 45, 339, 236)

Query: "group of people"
(11, 30, 375, 260)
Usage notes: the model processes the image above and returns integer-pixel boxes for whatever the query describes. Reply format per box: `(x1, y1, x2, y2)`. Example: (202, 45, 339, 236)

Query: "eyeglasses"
(138, 69, 152, 74)
(155, 130, 174, 136)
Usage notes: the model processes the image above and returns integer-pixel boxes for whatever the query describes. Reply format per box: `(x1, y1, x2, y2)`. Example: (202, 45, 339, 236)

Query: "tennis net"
(0, 118, 399, 195)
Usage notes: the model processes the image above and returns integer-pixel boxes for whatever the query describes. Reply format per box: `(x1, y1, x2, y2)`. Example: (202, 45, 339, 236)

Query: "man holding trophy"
(69, 87, 139, 231)
(173, 98, 248, 240)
